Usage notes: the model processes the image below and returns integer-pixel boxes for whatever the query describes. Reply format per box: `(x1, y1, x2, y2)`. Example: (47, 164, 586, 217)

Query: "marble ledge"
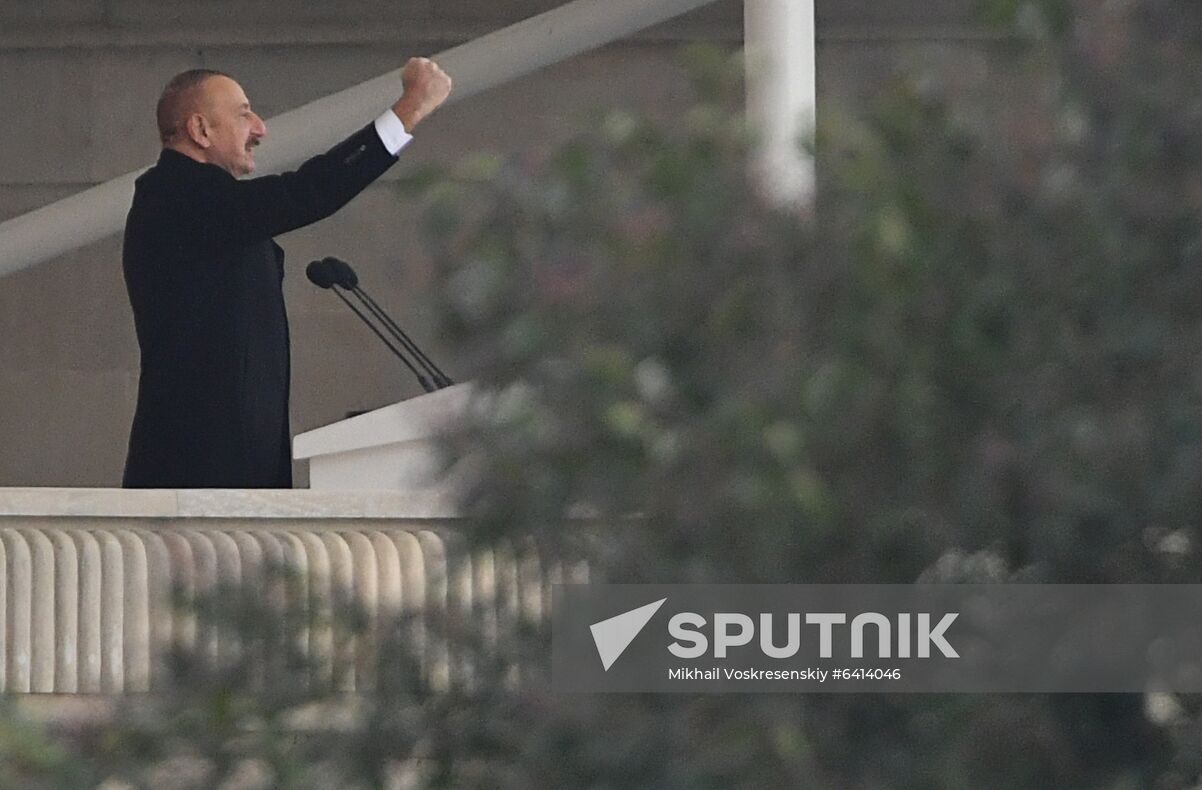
(0, 487, 462, 520)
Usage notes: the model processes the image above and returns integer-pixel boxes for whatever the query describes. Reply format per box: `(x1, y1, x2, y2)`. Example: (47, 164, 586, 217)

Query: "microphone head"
(305, 259, 338, 289)
(324, 257, 360, 289)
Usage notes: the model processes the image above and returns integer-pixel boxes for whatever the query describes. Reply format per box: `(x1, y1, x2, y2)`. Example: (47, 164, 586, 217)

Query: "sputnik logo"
(589, 598, 667, 671)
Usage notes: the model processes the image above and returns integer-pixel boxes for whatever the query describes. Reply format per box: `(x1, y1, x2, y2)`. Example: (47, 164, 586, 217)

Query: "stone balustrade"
(0, 488, 582, 694)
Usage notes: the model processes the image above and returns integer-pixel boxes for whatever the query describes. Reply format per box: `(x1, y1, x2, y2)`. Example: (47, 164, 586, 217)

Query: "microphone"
(306, 259, 435, 393)
(326, 257, 358, 288)
(321, 257, 455, 389)
(305, 257, 340, 289)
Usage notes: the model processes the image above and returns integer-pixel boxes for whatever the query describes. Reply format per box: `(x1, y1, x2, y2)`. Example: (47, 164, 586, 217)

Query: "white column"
(744, 0, 816, 207)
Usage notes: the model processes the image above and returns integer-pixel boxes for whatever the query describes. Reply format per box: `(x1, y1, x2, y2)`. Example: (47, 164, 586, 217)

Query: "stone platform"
(0, 488, 576, 694)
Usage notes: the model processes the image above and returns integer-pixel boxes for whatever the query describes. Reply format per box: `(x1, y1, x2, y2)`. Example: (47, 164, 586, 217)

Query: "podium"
(293, 381, 476, 493)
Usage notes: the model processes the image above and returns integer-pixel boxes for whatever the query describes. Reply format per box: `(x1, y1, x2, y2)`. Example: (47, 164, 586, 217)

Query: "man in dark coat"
(122, 60, 451, 488)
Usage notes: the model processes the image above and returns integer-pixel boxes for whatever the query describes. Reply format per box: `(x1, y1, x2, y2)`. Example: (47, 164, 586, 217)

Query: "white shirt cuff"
(374, 110, 413, 156)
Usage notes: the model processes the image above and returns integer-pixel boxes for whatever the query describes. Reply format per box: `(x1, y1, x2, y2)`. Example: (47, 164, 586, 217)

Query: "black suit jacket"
(122, 124, 399, 488)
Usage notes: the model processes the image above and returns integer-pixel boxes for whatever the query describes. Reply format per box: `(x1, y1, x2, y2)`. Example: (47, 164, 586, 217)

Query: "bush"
(12, 2, 1202, 787)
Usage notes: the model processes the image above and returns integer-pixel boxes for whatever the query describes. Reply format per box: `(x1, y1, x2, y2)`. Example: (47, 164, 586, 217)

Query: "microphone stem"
(351, 286, 454, 387)
(332, 288, 433, 393)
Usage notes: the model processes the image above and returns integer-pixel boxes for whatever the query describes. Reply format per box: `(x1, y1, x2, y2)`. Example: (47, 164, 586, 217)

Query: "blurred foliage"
(429, 1, 1202, 594)
(12, 0, 1202, 787)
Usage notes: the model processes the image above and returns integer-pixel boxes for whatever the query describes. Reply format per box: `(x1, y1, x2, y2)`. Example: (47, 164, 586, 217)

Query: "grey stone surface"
(419, 0, 737, 37)
(0, 185, 86, 223)
(0, 0, 998, 44)
(0, 487, 462, 519)
(0, 488, 175, 517)
(0, 1, 1014, 488)
(0, 0, 101, 27)
(0, 51, 94, 184)
(0, 237, 137, 373)
(85, 49, 198, 181)
(0, 369, 136, 486)
(103, 0, 435, 28)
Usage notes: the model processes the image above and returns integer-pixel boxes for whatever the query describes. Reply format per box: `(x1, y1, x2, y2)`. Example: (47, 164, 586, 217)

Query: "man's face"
(197, 76, 266, 176)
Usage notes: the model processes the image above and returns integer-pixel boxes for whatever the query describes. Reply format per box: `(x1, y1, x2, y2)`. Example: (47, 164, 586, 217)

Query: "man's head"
(156, 69, 267, 176)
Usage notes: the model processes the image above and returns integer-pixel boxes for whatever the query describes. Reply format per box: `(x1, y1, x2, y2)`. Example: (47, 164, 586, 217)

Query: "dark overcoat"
(122, 124, 398, 488)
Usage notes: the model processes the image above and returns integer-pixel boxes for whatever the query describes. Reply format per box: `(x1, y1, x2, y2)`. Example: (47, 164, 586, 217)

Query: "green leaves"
(14, 9, 1202, 787)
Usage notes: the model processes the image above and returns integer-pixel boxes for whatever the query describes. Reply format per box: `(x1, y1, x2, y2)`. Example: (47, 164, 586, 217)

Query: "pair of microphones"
(306, 256, 453, 394)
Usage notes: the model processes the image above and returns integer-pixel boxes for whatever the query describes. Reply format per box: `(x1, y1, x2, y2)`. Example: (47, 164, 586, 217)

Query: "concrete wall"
(0, 0, 1006, 486)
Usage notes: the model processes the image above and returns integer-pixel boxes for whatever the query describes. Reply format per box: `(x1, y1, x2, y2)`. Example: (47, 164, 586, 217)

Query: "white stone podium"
(293, 382, 476, 498)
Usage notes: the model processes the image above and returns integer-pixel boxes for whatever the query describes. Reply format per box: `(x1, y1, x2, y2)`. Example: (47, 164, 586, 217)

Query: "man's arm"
(180, 58, 452, 248)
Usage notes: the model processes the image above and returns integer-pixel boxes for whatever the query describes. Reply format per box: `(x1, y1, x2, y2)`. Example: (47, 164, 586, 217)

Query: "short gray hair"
(155, 68, 231, 143)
